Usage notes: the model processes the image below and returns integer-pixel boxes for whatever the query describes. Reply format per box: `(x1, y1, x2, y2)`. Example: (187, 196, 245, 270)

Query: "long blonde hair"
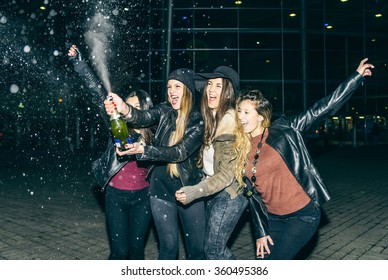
(234, 89, 272, 187)
(167, 86, 193, 177)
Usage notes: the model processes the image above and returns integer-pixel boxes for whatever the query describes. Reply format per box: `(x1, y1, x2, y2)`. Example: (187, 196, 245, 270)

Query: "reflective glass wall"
(1, 0, 386, 149)
(145, 0, 387, 115)
(137, 0, 387, 145)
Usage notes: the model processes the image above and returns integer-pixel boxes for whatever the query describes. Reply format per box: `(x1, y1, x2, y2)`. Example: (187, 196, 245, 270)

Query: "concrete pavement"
(0, 143, 387, 260)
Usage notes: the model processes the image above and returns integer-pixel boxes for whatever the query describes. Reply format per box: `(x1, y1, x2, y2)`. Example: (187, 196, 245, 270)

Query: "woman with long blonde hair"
(105, 68, 206, 260)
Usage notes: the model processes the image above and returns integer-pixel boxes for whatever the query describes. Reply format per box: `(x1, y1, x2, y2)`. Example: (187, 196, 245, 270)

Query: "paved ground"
(0, 142, 387, 260)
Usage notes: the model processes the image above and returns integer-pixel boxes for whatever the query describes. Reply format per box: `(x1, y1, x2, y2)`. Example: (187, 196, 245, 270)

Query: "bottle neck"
(110, 109, 121, 120)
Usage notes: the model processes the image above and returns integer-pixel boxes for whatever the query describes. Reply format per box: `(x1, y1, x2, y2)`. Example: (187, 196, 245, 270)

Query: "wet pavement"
(0, 143, 387, 260)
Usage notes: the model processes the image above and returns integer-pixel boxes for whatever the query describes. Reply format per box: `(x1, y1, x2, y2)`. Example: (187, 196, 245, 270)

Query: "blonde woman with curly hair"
(234, 58, 373, 259)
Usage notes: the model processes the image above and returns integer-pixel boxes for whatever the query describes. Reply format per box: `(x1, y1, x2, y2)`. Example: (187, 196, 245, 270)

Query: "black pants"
(150, 196, 206, 260)
(264, 200, 321, 260)
(105, 186, 151, 260)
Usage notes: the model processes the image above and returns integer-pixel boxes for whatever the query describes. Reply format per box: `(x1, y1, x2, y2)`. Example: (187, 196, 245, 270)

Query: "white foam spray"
(84, 12, 114, 93)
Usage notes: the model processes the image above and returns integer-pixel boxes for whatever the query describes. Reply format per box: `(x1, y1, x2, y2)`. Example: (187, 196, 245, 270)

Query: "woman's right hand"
(256, 235, 274, 259)
(104, 92, 128, 115)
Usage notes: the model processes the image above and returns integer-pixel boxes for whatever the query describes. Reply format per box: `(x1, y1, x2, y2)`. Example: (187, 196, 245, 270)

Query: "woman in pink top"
(101, 90, 154, 260)
(68, 45, 153, 260)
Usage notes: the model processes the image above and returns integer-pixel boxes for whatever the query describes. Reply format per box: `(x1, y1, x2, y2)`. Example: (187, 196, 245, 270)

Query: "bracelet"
(122, 104, 132, 118)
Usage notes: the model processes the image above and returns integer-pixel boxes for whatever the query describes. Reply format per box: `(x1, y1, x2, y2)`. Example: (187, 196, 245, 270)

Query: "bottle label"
(113, 137, 132, 149)
(114, 139, 121, 148)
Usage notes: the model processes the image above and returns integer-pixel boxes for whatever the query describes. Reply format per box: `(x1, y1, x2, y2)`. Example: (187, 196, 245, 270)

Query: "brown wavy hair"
(197, 79, 235, 168)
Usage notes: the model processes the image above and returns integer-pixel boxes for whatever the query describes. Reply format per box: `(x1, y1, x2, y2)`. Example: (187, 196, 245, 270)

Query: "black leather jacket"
(123, 103, 204, 186)
(70, 58, 131, 190)
(252, 71, 364, 239)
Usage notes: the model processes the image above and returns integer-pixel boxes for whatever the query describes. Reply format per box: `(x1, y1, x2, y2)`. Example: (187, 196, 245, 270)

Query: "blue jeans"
(264, 200, 321, 260)
(205, 190, 249, 259)
(150, 196, 206, 260)
(105, 186, 151, 260)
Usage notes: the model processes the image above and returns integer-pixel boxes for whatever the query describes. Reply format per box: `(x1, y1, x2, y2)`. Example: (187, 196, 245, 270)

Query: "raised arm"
(291, 58, 374, 132)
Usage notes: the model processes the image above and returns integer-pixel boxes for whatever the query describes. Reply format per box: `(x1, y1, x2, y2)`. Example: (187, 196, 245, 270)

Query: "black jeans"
(150, 195, 206, 260)
(264, 200, 321, 260)
(105, 186, 151, 260)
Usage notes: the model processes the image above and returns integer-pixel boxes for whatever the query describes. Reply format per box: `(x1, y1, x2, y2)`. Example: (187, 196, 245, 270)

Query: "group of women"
(69, 45, 373, 260)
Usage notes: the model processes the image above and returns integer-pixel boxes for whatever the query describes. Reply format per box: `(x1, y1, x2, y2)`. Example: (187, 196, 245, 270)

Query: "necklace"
(243, 127, 267, 186)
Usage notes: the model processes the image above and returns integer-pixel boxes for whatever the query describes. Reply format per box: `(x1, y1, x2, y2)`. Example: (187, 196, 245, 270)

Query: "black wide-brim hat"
(195, 66, 240, 94)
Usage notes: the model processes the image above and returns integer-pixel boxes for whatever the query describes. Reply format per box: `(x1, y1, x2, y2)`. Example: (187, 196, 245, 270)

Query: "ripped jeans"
(264, 200, 321, 260)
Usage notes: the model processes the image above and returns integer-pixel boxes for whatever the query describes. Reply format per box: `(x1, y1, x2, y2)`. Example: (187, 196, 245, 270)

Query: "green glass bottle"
(107, 97, 132, 151)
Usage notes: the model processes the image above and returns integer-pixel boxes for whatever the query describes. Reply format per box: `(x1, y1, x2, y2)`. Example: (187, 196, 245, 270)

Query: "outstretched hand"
(67, 45, 82, 61)
(356, 58, 374, 77)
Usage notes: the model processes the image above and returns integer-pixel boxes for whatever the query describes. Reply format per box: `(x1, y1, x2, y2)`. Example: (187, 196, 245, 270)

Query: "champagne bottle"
(107, 96, 132, 151)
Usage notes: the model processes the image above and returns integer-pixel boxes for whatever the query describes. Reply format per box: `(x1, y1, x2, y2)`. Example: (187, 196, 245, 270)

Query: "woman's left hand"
(256, 235, 274, 259)
(175, 189, 187, 203)
(115, 142, 144, 156)
(356, 58, 374, 77)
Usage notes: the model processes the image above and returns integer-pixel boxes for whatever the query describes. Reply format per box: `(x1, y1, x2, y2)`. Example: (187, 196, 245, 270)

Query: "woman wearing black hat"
(175, 66, 248, 260)
(104, 69, 206, 260)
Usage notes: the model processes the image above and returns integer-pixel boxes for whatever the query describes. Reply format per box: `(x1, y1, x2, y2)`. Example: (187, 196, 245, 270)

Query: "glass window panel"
(283, 84, 304, 114)
(307, 50, 324, 80)
(284, 50, 301, 79)
(305, 10, 324, 30)
(170, 50, 194, 69)
(325, 51, 352, 80)
(193, 1, 241, 8)
(194, 9, 237, 28)
(172, 10, 194, 29)
(194, 50, 238, 73)
(324, 11, 363, 34)
(283, 1, 302, 9)
(284, 33, 301, 49)
(173, 32, 194, 49)
(307, 34, 324, 50)
(306, 84, 326, 109)
(239, 9, 281, 28)
(240, 33, 282, 49)
(150, 31, 167, 50)
(150, 9, 165, 29)
(240, 50, 282, 80)
(325, 35, 347, 51)
(283, 9, 300, 29)
(195, 31, 238, 49)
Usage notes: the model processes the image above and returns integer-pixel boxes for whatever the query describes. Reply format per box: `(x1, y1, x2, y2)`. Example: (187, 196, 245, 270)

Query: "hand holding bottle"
(115, 142, 145, 156)
(106, 95, 132, 151)
(104, 92, 129, 115)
